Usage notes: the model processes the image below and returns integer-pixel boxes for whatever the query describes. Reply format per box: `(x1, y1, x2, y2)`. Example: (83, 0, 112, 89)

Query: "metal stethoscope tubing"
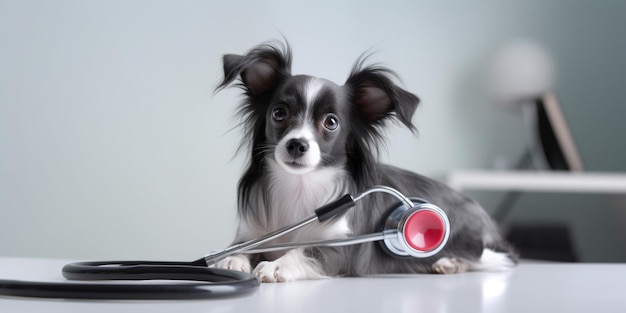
(202, 185, 451, 264)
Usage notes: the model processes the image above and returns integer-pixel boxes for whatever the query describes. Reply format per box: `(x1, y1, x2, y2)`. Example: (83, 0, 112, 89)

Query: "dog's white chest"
(268, 161, 343, 220)
(241, 160, 351, 243)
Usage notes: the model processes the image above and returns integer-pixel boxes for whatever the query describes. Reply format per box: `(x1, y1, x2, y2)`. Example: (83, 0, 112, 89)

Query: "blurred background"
(1, 0, 624, 262)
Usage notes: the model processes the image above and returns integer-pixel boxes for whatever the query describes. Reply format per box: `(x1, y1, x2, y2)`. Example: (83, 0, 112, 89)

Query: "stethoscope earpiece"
(380, 198, 450, 258)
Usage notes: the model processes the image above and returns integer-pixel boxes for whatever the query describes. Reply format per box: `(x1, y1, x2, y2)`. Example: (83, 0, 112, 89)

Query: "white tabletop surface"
(1, 257, 625, 313)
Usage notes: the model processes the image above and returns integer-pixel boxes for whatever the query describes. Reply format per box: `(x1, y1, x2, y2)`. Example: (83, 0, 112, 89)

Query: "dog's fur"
(214, 41, 517, 282)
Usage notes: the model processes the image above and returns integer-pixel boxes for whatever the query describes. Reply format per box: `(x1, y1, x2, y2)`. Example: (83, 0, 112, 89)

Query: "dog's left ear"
(345, 62, 419, 132)
(215, 42, 292, 97)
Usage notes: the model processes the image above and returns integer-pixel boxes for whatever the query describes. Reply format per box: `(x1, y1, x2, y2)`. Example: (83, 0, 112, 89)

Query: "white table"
(1, 257, 625, 313)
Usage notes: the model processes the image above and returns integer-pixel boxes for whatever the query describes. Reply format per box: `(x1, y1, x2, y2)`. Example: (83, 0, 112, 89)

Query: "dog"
(213, 41, 517, 282)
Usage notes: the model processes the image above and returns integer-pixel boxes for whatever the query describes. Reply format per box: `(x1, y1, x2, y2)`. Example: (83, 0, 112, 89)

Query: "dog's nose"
(286, 138, 309, 158)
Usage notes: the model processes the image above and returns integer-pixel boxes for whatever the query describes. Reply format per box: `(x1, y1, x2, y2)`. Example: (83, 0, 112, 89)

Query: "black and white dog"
(214, 41, 516, 282)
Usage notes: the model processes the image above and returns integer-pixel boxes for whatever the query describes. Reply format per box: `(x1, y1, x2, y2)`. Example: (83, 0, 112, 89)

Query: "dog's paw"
(252, 250, 326, 283)
(214, 255, 252, 273)
(432, 257, 469, 274)
(253, 260, 295, 283)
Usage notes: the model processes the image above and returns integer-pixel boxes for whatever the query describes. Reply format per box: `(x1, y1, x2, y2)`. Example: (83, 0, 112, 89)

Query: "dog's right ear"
(215, 42, 292, 97)
(345, 57, 419, 133)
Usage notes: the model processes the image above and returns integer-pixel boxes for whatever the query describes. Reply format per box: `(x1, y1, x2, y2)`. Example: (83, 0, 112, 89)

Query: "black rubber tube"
(314, 194, 355, 222)
(0, 261, 259, 300)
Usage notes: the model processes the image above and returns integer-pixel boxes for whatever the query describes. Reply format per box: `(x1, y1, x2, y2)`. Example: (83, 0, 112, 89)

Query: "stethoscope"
(0, 186, 450, 300)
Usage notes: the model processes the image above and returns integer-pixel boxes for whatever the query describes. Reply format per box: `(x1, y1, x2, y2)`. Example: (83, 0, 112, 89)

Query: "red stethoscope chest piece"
(381, 198, 450, 258)
(402, 209, 446, 252)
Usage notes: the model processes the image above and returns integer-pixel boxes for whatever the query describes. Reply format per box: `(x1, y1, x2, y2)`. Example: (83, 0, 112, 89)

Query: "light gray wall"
(464, 1, 626, 262)
(1, 0, 624, 261)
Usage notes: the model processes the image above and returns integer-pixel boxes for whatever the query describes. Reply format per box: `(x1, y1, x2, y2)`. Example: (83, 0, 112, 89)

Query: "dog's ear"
(215, 42, 292, 97)
(345, 60, 419, 132)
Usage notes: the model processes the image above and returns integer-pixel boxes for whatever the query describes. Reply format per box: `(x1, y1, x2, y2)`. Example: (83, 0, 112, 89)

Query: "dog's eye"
(323, 114, 339, 131)
(272, 107, 288, 122)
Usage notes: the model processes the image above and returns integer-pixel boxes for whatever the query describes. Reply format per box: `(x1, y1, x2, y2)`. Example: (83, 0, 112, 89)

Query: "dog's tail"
(470, 242, 519, 272)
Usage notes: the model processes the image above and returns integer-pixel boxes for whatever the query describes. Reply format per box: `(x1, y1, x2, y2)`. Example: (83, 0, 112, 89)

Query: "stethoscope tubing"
(243, 233, 387, 254)
(201, 186, 415, 265)
(0, 261, 259, 300)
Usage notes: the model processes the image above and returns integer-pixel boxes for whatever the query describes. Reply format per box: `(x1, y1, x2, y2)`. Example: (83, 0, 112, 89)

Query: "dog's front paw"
(214, 255, 252, 273)
(252, 250, 325, 283)
(253, 260, 297, 283)
(432, 257, 469, 274)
